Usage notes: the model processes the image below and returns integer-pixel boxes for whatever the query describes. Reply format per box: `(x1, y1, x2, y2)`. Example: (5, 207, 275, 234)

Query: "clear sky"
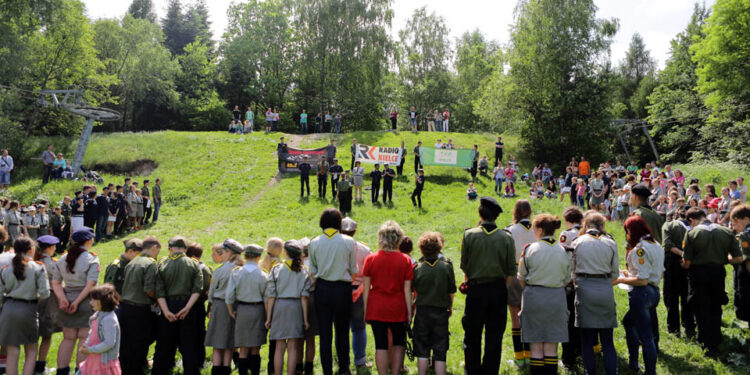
(82, 0, 714, 69)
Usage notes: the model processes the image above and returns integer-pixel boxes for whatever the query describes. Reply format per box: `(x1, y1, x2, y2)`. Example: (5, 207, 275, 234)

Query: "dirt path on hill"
(247, 134, 304, 204)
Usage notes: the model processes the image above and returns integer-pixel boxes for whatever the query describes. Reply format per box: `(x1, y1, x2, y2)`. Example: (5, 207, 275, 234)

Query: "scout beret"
(479, 196, 503, 215)
(36, 235, 60, 246)
(243, 244, 264, 257)
(342, 218, 357, 232)
(222, 238, 244, 254)
(284, 240, 303, 256)
(72, 227, 95, 243)
(168, 236, 188, 249)
(124, 238, 143, 250)
(631, 183, 651, 198)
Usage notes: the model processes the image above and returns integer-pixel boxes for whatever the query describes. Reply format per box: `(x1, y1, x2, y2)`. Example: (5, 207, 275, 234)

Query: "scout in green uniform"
(337, 170, 353, 216)
(629, 182, 664, 347)
(317, 156, 329, 199)
(661, 206, 695, 337)
(630, 183, 665, 243)
(119, 236, 161, 375)
(413, 232, 455, 375)
(227, 244, 268, 375)
(460, 197, 516, 375)
(186, 241, 212, 364)
(682, 208, 743, 356)
(206, 239, 244, 375)
(152, 236, 205, 375)
(103, 240, 139, 295)
(0, 237, 51, 375)
(731, 204, 750, 323)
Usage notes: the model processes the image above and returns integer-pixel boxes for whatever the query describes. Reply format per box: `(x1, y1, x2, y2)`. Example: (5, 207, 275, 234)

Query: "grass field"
(3, 130, 750, 374)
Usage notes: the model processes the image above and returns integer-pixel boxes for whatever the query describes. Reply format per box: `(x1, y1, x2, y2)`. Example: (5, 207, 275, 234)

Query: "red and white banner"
(354, 144, 403, 165)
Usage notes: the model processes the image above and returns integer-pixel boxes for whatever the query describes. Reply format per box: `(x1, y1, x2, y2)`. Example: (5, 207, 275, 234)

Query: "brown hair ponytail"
(12, 238, 34, 281)
(65, 243, 86, 273)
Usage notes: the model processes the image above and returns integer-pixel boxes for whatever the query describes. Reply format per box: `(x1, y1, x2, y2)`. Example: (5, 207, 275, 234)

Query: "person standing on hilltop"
(152, 178, 162, 223)
(442, 108, 450, 132)
(390, 109, 398, 131)
(277, 137, 288, 172)
(494, 137, 504, 167)
(0, 149, 13, 192)
(300, 109, 308, 134)
(578, 156, 591, 181)
(299, 155, 312, 198)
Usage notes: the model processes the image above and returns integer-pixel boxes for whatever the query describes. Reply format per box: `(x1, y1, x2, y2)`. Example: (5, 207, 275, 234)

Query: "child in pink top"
(504, 165, 516, 197)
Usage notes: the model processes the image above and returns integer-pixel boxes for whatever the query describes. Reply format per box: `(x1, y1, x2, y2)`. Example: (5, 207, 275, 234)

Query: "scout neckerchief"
(696, 220, 720, 232)
(677, 220, 692, 232)
(540, 236, 556, 245)
(169, 251, 186, 260)
(585, 229, 601, 238)
(323, 228, 339, 239)
(480, 222, 498, 235)
(519, 219, 532, 231)
(282, 259, 298, 272)
(422, 256, 440, 267)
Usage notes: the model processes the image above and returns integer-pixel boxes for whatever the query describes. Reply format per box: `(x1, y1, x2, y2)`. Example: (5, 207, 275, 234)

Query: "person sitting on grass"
(478, 156, 489, 176)
(467, 182, 478, 200)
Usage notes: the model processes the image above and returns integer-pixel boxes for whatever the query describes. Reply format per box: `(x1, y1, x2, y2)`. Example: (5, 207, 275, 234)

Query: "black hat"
(284, 240, 303, 256)
(243, 244, 264, 257)
(631, 183, 652, 198)
(479, 196, 503, 215)
(222, 239, 244, 254)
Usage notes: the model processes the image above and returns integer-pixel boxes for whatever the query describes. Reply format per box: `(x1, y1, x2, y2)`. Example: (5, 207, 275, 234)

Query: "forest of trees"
(0, 0, 748, 167)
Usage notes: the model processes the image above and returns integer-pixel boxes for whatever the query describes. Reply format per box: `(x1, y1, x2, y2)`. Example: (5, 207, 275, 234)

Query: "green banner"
(419, 147, 475, 168)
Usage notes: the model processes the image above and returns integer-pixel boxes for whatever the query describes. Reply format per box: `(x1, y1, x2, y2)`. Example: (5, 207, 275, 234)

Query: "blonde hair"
(377, 220, 404, 251)
(260, 237, 284, 272)
(211, 243, 244, 265)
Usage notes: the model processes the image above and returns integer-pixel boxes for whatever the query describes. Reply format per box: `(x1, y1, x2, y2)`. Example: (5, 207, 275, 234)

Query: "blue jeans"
(334, 120, 341, 133)
(301, 122, 307, 133)
(153, 202, 161, 222)
(494, 178, 503, 195)
(436, 120, 443, 132)
(580, 328, 616, 375)
(623, 285, 660, 375)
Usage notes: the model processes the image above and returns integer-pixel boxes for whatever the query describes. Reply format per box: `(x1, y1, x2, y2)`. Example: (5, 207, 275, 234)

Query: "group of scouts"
(290, 137, 426, 211)
(460, 187, 750, 375)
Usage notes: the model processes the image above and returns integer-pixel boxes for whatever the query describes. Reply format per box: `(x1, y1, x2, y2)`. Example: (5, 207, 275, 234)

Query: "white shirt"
(507, 220, 537, 262)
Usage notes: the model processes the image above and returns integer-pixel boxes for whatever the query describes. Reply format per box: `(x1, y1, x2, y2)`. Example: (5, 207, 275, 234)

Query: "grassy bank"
(3, 130, 749, 374)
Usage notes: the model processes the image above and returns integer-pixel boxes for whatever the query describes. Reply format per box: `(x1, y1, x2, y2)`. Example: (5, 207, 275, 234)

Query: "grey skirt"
(520, 286, 568, 343)
(590, 193, 605, 206)
(205, 298, 235, 349)
(234, 302, 267, 348)
(0, 299, 39, 345)
(574, 277, 617, 329)
(57, 289, 94, 328)
(353, 176, 364, 187)
(269, 298, 304, 340)
(507, 277, 523, 307)
(38, 294, 62, 337)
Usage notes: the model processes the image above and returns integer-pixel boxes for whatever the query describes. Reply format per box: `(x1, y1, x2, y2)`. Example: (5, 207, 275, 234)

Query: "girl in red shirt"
(362, 221, 414, 375)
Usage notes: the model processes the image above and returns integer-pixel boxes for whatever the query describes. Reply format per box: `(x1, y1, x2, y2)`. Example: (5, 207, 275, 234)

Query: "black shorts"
(370, 321, 406, 350)
(413, 306, 450, 361)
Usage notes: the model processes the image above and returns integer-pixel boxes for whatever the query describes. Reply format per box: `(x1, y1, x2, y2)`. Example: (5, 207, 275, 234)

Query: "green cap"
(284, 240, 303, 256)
(243, 244, 264, 257)
(168, 236, 188, 249)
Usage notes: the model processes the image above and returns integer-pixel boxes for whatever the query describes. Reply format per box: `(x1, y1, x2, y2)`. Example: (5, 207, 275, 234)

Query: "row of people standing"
(399, 107, 451, 132)
(1, 178, 163, 249)
(299, 110, 343, 134)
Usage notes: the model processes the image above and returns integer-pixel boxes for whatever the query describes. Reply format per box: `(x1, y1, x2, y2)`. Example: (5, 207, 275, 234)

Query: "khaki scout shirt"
(518, 238, 571, 288)
(121, 253, 157, 305)
(460, 223, 517, 283)
(226, 261, 268, 304)
(683, 221, 741, 266)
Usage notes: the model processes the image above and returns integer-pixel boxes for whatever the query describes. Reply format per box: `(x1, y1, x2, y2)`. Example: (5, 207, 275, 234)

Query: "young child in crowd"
(265, 240, 310, 375)
(399, 236, 416, 265)
(206, 240, 244, 374)
(412, 232, 455, 375)
(296, 238, 317, 375)
(576, 179, 586, 207)
(78, 284, 122, 375)
(467, 182, 478, 200)
(226, 244, 268, 375)
(504, 163, 516, 198)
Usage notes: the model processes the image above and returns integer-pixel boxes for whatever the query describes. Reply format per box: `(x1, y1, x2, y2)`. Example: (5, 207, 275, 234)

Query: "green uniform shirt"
(155, 252, 203, 298)
(413, 256, 456, 308)
(661, 220, 690, 254)
(121, 253, 157, 305)
(634, 204, 665, 243)
(103, 255, 130, 295)
(460, 223, 517, 283)
(683, 221, 741, 266)
(337, 178, 352, 193)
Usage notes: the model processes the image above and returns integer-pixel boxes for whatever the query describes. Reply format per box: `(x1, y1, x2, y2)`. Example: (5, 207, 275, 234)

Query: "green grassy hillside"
(3, 130, 749, 374)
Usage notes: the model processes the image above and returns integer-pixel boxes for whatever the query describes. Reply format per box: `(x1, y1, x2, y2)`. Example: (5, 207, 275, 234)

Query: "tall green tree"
(691, 0, 750, 160)
(127, 0, 156, 23)
(162, 0, 213, 55)
(647, 4, 709, 163)
(505, 0, 618, 166)
(612, 33, 657, 119)
(217, 0, 295, 116)
(294, 0, 393, 130)
(397, 7, 454, 130)
(177, 41, 226, 130)
(454, 30, 501, 131)
(93, 14, 180, 131)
